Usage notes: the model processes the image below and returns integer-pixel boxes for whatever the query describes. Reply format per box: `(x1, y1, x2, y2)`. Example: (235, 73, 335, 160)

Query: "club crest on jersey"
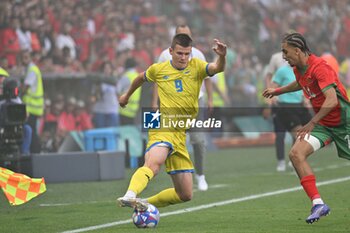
(305, 76, 313, 84)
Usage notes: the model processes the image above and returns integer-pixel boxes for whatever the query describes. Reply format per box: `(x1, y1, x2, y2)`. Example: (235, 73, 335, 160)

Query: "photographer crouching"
(0, 67, 31, 170)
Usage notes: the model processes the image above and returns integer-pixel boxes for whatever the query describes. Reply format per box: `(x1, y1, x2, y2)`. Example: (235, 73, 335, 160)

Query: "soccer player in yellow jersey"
(117, 33, 226, 210)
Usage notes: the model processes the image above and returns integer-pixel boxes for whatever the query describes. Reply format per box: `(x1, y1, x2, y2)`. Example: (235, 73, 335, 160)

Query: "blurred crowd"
(1, 0, 350, 152)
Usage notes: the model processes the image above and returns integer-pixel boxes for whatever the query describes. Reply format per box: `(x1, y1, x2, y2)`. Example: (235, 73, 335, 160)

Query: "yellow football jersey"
(145, 58, 209, 173)
(145, 58, 209, 123)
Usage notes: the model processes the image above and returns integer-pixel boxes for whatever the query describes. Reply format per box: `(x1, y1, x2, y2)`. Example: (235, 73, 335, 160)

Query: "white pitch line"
(44, 164, 350, 207)
(208, 184, 228, 188)
(61, 175, 350, 233)
(39, 201, 113, 207)
(313, 162, 350, 172)
(193, 184, 228, 192)
(286, 162, 350, 175)
(40, 185, 229, 207)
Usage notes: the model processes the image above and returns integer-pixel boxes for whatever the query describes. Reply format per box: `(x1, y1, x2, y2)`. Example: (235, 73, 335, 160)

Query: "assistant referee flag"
(0, 167, 46, 205)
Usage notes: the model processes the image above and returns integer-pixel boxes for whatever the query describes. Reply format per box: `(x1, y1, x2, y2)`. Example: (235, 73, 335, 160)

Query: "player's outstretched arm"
(208, 39, 227, 76)
(262, 81, 301, 98)
(119, 72, 145, 108)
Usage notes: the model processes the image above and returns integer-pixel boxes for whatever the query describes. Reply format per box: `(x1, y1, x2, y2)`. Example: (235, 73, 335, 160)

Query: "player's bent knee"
(178, 191, 193, 202)
(148, 166, 160, 176)
(289, 148, 305, 163)
(143, 164, 160, 176)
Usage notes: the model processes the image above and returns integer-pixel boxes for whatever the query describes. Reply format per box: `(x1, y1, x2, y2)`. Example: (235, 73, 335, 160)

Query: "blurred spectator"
(39, 99, 58, 152)
(39, 93, 66, 152)
(339, 56, 350, 96)
(56, 46, 83, 73)
(57, 97, 77, 137)
(318, 42, 339, 76)
(116, 20, 135, 53)
(1, 0, 350, 147)
(234, 58, 258, 107)
(37, 20, 54, 57)
(92, 61, 120, 128)
(0, 17, 21, 68)
(39, 56, 58, 73)
(55, 22, 76, 60)
(74, 99, 93, 131)
(29, 19, 42, 53)
(2, 0, 349, 78)
(16, 18, 32, 51)
(71, 17, 93, 67)
(55, 97, 92, 150)
(131, 39, 152, 70)
(0, 57, 9, 72)
(39, 99, 55, 135)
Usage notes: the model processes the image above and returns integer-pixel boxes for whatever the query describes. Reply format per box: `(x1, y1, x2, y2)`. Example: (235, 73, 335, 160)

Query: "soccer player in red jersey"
(263, 32, 350, 224)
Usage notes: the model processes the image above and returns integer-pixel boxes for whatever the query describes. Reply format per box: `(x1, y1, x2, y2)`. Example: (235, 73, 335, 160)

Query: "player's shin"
(147, 188, 183, 208)
(300, 174, 323, 205)
(126, 166, 154, 197)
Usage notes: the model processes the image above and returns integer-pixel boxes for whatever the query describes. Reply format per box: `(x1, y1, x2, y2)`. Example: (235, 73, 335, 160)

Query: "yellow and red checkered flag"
(0, 167, 46, 205)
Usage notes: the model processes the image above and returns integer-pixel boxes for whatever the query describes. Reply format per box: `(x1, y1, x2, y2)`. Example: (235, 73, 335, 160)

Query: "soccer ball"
(132, 204, 160, 228)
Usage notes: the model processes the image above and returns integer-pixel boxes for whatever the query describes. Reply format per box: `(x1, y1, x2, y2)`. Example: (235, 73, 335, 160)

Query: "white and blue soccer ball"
(132, 204, 160, 228)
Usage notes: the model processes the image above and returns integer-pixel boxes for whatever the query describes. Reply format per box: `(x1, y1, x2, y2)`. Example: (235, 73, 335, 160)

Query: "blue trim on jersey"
(167, 169, 195, 175)
(170, 60, 186, 70)
(143, 72, 149, 82)
(145, 141, 174, 157)
(205, 64, 213, 77)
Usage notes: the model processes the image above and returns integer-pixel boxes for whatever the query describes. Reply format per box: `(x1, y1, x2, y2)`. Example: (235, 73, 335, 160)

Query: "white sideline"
(44, 163, 350, 207)
(61, 176, 350, 233)
(40, 184, 229, 207)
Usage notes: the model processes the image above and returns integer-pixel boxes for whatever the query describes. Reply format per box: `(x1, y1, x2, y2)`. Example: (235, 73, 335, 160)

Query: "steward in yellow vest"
(22, 64, 44, 116)
(0, 67, 9, 95)
(21, 50, 44, 153)
(212, 72, 227, 107)
(119, 58, 141, 125)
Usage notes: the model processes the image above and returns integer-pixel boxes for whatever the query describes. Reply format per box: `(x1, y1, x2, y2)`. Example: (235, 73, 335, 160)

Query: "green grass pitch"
(1, 145, 350, 233)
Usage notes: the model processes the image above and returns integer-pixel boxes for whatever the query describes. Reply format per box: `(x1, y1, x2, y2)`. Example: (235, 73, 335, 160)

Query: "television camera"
(0, 78, 27, 161)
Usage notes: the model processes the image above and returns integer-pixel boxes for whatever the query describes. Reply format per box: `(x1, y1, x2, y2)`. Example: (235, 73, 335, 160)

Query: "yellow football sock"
(147, 188, 183, 208)
(127, 166, 154, 195)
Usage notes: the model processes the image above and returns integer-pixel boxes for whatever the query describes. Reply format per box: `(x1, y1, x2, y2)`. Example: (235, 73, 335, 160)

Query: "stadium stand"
(0, 0, 349, 151)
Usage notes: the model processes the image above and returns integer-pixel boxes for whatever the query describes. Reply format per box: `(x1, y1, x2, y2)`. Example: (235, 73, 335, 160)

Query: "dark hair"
(282, 32, 311, 55)
(171, 33, 192, 49)
(124, 58, 137, 69)
(100, 61, 113, 72)
(21, 49, 32, 57)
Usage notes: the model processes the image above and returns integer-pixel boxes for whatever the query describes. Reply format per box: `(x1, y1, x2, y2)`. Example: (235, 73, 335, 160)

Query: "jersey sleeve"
(314, 63, 337, 91)
(193, 58, 209, 80)
(145, 63, 158, 82)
